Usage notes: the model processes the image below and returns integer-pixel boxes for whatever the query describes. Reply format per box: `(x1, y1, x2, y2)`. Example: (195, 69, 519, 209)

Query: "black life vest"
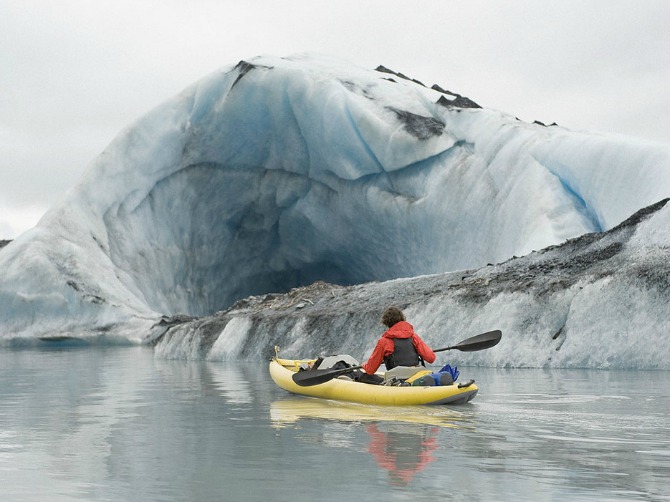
(383, 337, 421, 370)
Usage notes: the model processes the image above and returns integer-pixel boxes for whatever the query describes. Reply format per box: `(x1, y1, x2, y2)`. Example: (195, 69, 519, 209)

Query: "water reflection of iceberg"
(206, 363, 254, 404)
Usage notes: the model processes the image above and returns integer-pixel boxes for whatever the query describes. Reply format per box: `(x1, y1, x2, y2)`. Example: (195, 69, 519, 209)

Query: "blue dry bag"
(438, 363, 459, 382)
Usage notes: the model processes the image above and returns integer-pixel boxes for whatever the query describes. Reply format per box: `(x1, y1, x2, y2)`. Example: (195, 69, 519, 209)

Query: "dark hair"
(381, 306, 405, 328)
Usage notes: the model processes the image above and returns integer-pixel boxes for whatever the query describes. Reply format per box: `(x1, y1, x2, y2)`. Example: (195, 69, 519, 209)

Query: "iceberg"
(1, 54, 669, 367)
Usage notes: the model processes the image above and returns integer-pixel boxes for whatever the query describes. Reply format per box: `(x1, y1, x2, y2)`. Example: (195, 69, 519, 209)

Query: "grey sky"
(1, 0, 668, 237)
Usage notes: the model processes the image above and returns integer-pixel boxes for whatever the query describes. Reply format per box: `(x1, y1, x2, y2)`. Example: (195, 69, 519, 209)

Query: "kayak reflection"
(270, 397, 470, 429)
(270, 398, 472, 486)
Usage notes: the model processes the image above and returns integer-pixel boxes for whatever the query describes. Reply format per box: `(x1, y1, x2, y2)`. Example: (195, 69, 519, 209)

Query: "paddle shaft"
(292, 364, 363, 386)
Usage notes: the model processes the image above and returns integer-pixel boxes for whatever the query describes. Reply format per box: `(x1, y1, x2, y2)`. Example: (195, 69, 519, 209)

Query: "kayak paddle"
(291, 329, 502, 387)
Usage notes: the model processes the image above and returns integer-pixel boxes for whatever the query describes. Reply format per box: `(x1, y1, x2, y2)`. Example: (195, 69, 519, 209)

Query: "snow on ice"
(1, 54, 669, 368)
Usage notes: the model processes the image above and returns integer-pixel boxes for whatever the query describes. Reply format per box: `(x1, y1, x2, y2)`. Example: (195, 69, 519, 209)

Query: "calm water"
(1, 345, 668, 501)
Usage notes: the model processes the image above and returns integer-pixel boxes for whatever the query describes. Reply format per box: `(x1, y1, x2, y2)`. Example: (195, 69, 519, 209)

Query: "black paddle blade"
(453, 330, 502, 351)
(291, 365, 362, 387)
(434, 330, 502, 353)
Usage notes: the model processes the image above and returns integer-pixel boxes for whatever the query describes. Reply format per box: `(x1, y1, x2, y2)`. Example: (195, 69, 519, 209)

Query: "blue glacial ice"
(1, 54, 669, 367)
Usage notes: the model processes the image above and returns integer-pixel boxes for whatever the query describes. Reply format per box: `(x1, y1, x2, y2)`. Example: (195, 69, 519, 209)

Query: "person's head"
(381, 306, 405, 328)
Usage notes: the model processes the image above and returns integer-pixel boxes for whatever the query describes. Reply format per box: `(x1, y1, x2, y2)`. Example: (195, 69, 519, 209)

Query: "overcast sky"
(1, 0, 669, 238)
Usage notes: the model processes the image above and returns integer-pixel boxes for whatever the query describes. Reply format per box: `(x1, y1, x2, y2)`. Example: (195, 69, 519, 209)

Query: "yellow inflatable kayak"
(269, 356, 478, 406)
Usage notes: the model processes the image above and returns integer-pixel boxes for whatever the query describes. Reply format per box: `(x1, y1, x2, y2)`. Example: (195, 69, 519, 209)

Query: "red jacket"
(363, 321, 436, 374)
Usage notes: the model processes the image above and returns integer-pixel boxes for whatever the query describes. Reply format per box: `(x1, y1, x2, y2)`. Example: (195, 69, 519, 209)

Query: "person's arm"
(362, 338, 388, 374)
(414, 335, 436, 364)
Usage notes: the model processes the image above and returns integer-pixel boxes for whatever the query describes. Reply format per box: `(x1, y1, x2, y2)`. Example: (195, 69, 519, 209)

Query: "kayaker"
(359, 306, 436, 384)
